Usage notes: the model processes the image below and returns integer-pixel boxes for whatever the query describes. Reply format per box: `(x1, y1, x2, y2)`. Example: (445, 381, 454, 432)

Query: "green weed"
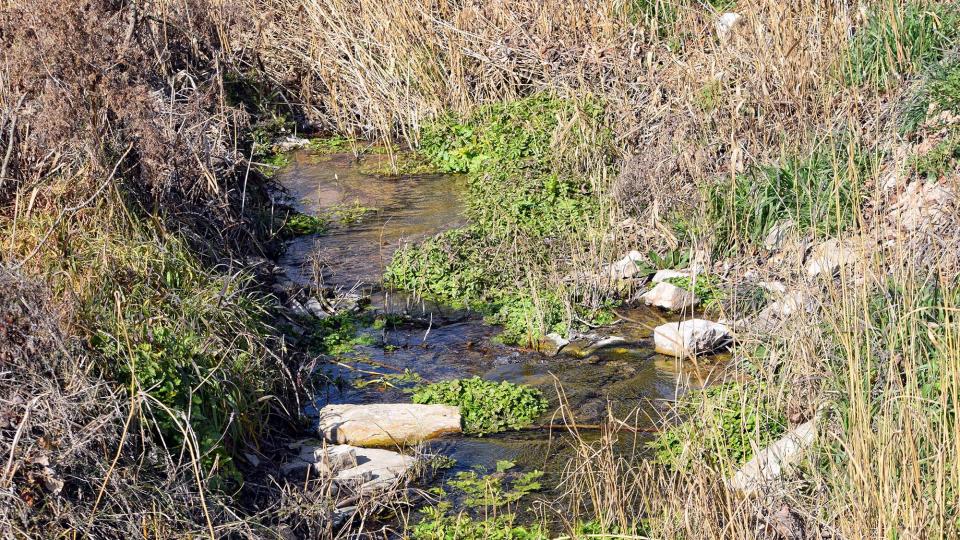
(664, 274, 725, 309)
(386, 93, 611, 344)
(648, 383, 787, 471)
(85, 232, 274, 490)
(357, 150, 441, 176)
(844, 2, 960, 89)
(309, 135, 355, 154)
(412, 462, 546, 540)
(412, 505, 547, 540)
(412, 377, 549, 435)
(324, 199, 377, 225)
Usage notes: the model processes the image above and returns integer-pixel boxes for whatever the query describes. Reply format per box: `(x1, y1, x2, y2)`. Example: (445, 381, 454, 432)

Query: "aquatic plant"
(412, 377, 548, 434)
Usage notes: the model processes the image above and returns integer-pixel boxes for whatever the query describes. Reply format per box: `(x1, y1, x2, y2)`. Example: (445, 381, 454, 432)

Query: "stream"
(275, 149, 716, 502)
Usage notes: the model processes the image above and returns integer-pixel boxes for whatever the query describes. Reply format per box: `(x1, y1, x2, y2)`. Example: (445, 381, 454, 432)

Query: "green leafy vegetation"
(903, 58, 960, 180)
(387, 93, 612, 344)
(83, 231, 275, 490)
(357, 150, 441, 176)
(664, 275, 724, 309)
(300, 311, 376, 357)
(309, 135, 355, 153)
(648, 383, 787, 471)
(412, 462, 546, 540)
(324, 199, 377, 225)
(412, 377, 549, 434)
(412, 506, 547, 540)
(449, 460, 543, 507)
(280, 212, 328, 238)
(419, 93, 607, 238)
(844, 2, 960, 89)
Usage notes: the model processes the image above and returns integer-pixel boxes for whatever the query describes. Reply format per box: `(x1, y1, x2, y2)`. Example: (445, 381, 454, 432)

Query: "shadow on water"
(275, 148, 725, 499)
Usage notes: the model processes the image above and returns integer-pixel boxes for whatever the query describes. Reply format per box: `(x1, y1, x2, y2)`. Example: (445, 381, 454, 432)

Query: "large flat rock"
(317, 403, 461, 446)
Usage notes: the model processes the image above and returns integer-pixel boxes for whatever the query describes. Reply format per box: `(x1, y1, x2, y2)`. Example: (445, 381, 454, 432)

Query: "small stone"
(287, 299, 309, 318)
(752, 291, 812, 333)
(654, 319, 732, 357)
(606, 250, 645, 280)
(728, 421, 816, 496)
(758, 281, 787, 296)
(651, 269, 690, 284)
(304, 297, 330, 319)
(275, 136, 310, 152)
(764, 290, 809, 319)
(716, 12, 743, 41)
(317, 403, 462, 446)
(642, 282, 698, 311)
(243, 452, 261, 467)
(806, 239, 858, 278)
(539, 333, 570, 356)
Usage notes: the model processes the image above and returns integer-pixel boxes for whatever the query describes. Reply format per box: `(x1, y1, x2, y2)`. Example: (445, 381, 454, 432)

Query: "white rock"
(651, 269, 691, 284)
(654, 319, 732, 357)
(276, 136, 310, 152)
(758, 281, 787, 296)
(642, 282, 698, 311)
(764, 290, 809, 319)
(288, 299, 309, 318)
(806, 239, 858, 277)
(317, 403, 461, 446)
(304, 297, 330, 319)
(286, 444, 417, 494)
(606, 250, 645, 280)
(728, 421, 816, 496)
(334, 446, 416, 494)
(763, 220, 794, 251)
(581, 335, 629, 357)
(716, 12, 743, 41)
(752, 291, 812, 333)
(539, 332, 570, 356)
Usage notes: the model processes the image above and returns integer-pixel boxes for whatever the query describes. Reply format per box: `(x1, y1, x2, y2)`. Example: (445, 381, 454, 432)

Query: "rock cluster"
(283, 443, 416, 495)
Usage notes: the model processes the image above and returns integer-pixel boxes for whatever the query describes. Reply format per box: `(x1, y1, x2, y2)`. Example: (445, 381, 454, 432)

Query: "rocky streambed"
(268, 147, 731, 526)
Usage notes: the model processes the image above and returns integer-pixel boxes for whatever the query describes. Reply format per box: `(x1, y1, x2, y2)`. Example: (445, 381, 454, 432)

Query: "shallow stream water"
(275, 149, 718, 496)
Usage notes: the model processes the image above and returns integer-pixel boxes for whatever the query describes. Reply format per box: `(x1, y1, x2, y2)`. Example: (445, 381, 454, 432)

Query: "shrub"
(412, 377, 549, 434)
